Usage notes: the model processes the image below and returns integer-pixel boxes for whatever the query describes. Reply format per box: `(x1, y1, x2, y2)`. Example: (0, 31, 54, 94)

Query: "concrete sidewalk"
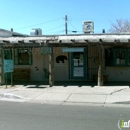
(0, 85, 130, 105)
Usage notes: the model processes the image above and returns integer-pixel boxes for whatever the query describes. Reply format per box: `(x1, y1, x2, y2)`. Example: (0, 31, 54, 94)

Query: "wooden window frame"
(14, 48, 33, 65)
(105, 48, 130, 67)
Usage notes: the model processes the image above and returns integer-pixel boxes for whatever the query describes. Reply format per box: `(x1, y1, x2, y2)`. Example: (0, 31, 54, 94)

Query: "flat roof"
(0, 33, 130, 47)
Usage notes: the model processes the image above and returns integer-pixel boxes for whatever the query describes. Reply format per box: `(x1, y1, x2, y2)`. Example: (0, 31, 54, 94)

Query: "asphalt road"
(0, 102, 130, 130)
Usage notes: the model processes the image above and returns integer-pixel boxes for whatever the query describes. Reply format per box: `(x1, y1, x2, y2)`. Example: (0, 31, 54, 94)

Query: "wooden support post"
(0, 49, 2, 85)
(0, 49, 4, 85)
(11, 48, 14, 86)
(101, 45, 104, 85)
(49, 47, 54, 87)
(97, 45, 104, 86)
(98, 64, 103, 86)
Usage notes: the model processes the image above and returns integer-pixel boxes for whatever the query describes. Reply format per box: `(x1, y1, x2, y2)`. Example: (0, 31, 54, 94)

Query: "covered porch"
(0, 33, 130, 86)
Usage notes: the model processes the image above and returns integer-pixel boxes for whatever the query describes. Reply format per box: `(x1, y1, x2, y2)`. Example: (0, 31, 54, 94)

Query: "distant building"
(0, 28, 27, 37)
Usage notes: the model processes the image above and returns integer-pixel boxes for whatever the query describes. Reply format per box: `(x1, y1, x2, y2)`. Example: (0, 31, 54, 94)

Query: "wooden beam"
(3, 40, 10, 43)
(18, 40, 24, 43)
(49, 47, 54, 87)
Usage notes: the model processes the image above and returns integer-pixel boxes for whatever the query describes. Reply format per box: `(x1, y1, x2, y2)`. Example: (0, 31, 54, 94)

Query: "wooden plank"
(13, 68, 30, 81)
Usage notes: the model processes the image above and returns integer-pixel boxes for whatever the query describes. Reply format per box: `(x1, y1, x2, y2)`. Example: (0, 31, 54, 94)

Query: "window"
(4, 50, 12, 59)
(14, 48, 32, 65)
(105, 49, 113, 66)
(105, 48, 130, 66)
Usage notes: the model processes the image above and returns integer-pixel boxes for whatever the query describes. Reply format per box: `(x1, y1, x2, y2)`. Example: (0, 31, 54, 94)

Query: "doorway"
(70, 49, 86, 79)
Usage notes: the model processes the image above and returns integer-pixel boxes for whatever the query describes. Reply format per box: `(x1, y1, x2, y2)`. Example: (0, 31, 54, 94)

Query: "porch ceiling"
(0, 34, 130, 47)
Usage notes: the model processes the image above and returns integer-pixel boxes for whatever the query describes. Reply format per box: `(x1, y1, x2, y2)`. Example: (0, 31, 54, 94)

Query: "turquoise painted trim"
(62, 48, 84, 52)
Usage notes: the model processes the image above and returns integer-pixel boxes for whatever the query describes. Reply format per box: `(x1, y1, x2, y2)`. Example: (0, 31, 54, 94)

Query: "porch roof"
(0, 33, 130, 47)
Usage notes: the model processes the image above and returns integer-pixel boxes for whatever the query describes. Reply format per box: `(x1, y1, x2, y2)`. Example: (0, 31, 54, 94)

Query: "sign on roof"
(41, 47, 52, 55)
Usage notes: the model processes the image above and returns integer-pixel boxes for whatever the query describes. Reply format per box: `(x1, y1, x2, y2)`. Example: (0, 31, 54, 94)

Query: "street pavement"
(0, 84, 130, 106)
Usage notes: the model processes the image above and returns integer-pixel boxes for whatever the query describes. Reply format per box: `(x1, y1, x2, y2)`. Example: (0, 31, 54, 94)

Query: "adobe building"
(1, 25, 130, 86)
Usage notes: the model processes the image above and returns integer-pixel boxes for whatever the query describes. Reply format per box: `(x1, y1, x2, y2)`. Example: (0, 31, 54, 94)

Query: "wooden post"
(11, 48, 14, 86)
(49, 47, 54, 87)
(97, 45, 104, 86)
(0, 48, 4, 85)
(98, 64, 103, 86)
(0, 49, 2, 85)
(101, 45, 104, 86)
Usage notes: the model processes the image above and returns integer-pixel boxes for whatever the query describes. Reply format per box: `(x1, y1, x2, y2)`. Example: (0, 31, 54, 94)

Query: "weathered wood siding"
(87, 46, 98, 80)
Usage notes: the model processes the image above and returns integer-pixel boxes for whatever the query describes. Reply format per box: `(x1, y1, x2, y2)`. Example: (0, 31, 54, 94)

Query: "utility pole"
(65, 15, 68, 34)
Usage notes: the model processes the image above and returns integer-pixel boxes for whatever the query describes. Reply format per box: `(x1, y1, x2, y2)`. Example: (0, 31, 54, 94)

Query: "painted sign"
(4, 60, 14, 73)
(62, 48, 84, 52)
(41, 47, 52, 55)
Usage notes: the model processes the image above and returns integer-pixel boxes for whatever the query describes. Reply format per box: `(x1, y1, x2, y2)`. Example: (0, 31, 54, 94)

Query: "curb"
(0, 94, 3, 98)
(3, 93, 28, 99)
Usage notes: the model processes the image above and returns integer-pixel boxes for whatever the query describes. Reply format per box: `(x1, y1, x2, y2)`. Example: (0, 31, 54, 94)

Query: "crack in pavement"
(30, 91, 45, 100)
(102, 95, 107, 107)
(110, 88, 127, 95)
(64, 94, 72, 103)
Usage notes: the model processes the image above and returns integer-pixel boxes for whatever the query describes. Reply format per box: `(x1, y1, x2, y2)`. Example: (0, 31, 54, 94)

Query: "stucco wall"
(53, 47, 69, 81)
(13, 47, 130, 82)
(30, 48, 48, 81)
(14, 47, 69, 81)
(14, 48, 48, 81)
(105, 67, 130, 81)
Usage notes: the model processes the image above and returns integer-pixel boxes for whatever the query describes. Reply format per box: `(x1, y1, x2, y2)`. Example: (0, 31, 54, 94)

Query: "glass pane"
(73, 67, 84, 77)
(71, 50, 85, 78)
(115, 50, 126, 65)
(18, 49, 32, 65)
(73, 52, 83, 66)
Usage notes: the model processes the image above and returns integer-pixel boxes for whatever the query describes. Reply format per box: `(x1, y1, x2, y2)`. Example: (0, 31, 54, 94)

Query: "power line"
(15, 17, 63, 30)
(45, 30, 65, 34)
(43, 24, 64, 33)
(68, 20, 78, 32)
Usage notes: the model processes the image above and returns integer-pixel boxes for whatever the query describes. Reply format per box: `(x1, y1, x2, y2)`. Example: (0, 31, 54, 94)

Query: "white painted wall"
(53, 47, 69, 81)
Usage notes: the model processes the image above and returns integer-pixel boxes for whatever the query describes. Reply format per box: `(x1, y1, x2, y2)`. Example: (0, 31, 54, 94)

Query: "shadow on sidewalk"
(5, 80, 96, 88)
(3, 80, 130, 88)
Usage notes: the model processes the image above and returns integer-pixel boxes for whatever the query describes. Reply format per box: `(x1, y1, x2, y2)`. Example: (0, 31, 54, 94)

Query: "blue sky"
(0, 0, 130, 35)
